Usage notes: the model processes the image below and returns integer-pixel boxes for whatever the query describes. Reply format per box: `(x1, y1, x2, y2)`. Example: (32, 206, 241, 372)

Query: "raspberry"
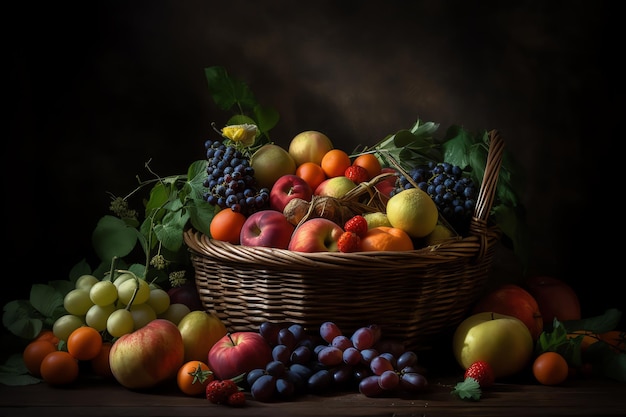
(337, 231, 361, 253)
(344, 215, 368, 238)
(344, 165, 369, 184)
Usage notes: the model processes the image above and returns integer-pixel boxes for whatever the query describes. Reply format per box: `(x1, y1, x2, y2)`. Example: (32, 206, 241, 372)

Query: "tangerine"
(532, 351, 569, 386)
(67, 326, 103, 361)
(360, 226, 414, 251)
(321, 149, 352, 178)
(40, 350, 80, 386)
(23, 340, 57, 377)
(352, 154, 382, 180)
(295, 162, 327, 191)
(209, 208, 247, 244)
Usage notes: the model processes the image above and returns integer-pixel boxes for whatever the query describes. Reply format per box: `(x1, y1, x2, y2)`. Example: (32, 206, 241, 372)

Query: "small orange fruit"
(209, 208, 247, 244)
(40, 350, 80, 386)
(67, 326, 103, 361)
(360, 226, 414, 252)
(532, 351, 569, 385)
(23, 340, 57, 377)
(321, 149, 352, 178)
(91, 341, 114, 378)
(295, 162, 327, 191)
(352, 154, 382, 180)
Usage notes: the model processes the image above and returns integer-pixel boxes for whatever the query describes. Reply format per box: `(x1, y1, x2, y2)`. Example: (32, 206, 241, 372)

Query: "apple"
(208, 332, 272, 380)
(239, 209, 295, 249)
(177, 310, 227, 363)
(452, 312, 534, 379)
(472, 283, 543, 340)
(525, 275, 581, 326)
(288, 130, 334, 166)
(374, 167, 398, 198)
(109, 319, 185, 389)
(314, 176, 357, 198)
(250, 143, 297, 190)
(270, 174, 313, 212)
(288, 217, 344, 252)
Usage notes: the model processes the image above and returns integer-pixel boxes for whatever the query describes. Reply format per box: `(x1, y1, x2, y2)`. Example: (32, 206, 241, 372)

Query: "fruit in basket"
(374, 167, 398, 198)
(250, 143, 297, 190)
(109, 318, 185, 389)
(314, 176, 357, 198)
(360, 226, 414, 252)
(295, 161, 327, 191)
(452, 312, 534, 378)
(239, 209, 295, 249)
(321, 149, 352, 178)
(288, 130, 334, 166)
(351, 153, 382, 181)
(386, 188, 438, 238)
(362, 212, 392, 229)
(178, 311, 227, 363)
(287, 217, 344, 252)
(425, 223, 454, 245)
(209, 208, 247, 244)
(208, 332, 272, 380)
(525, 275, 581, 326)
(344, 165, 369, 184)
(472, 284, 544, 340)
(269, 174, 313, 212)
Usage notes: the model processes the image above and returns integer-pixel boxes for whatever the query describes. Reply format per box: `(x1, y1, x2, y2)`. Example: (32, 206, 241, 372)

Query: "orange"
(532, 351, 569, 385)
(321, 149, 352, 178)
(360, 226, 414, 252)
(296, 162, 327, 191)
(40, 350, 80, 386)
(67, 326, 103, 361)
(352, 154, 382, 181)
(23, 340, 57, 377)
(209, 208, 247, 244)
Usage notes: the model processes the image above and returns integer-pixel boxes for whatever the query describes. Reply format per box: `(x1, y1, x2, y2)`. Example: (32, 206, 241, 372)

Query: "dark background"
(5, 1, 623, 332)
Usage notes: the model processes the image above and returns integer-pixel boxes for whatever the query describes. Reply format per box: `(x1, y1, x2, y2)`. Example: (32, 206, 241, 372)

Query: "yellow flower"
(221, 124, 258, 147)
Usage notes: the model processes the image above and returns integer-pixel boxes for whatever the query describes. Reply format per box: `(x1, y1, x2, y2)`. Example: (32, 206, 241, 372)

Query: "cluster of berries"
(337, 215, 369, 253)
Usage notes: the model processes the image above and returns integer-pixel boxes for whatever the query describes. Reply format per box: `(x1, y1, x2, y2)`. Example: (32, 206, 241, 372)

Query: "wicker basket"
(184, 130, 504, 351)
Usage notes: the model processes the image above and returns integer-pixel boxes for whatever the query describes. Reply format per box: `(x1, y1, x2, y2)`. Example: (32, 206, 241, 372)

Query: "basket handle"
(469, 129, 504, 257)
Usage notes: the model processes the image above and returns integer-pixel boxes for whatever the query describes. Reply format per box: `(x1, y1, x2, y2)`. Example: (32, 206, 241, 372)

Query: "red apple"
(270, 174, 313, 212)
(288, 217, 344, 252)
(109, 319, 185, 389)
(374, 167, 398, 198)
(472, 284, 543, 340)
(525, 275, 581, 326)
(239, 209, 295, 249)
(314, 176, 357, 198)
(208, 332, 272, 380)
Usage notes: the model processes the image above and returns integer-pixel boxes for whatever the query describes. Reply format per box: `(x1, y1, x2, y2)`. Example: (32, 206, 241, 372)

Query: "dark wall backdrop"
(6, 1, 623, 324)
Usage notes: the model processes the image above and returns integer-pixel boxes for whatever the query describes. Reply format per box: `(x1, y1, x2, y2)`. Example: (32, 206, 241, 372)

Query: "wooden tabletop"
(1, 374, 624, 417)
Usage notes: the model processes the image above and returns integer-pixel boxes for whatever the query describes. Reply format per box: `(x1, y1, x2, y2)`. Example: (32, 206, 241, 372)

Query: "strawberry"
(344, 165, 369, 184)
(337, 231, 361, 253)
(227, 391, 246, 407)
(464, 360, 495, 388)
(344, 215, 368, 238)
(206, 379, 240, 404)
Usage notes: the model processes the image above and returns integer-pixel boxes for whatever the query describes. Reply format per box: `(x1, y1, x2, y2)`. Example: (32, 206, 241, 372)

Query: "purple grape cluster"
(202, 139, 270, 216)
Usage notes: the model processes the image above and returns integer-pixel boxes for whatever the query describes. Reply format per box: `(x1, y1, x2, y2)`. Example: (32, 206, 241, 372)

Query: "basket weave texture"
(185, 130, 504, 351)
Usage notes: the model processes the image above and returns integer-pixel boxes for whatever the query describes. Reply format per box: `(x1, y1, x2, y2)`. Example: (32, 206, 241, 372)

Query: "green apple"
(452, 312, 534, 378)
(250, 144, 297, 189)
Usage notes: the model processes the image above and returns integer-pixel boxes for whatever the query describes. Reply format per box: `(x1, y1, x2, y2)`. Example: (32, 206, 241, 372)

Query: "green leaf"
(92, 215, 138, 262)
(30, 283, 66, 319)
(154, 208, 189, 252)
(562, 309, 622, 334)
(451, 378, 482, 401)
(68, 259, 93, 282)
(204, 66, 257, 111)
(253, 104, 280, 140)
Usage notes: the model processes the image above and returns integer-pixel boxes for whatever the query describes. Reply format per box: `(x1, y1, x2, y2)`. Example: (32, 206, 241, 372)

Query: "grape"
(307, 369, 333, 393)
(277, 328, 297, 350)
(378, 352, 397, 369)
(378, 369, 400, 390)
(313, 344, 327, 356)
(52, 314, 85, 341)
(368, 324, 382, 344)
(284, 369, 306, 393)
(332, 364, 354, 385)
(400, 372, 428, 392)
(360, 348, 379, 365)
(319, 321, 342, 343)
(359, 375, 384, 397)
(146, 288, 170, 315)
(342, 347, 362, 366)
(85, 303, 116, 331)
(129, 303, 157, 329)
(275, 378, 295, 398)
(331, 335, 353, 350)
(290, 345, 312, 365)
(353, 365, 372, 383)
(351, 326, 376, 350)
(272, 344, 291, 364)
(396, 351, 418, 370)
(265, 360, 287, 377)
(288, 363, 314, 385)
(370, 356, 394, 376)
(317, 346, 344, 366)
(89, 280, 118, 307)
(75, 274, 99, 290)
(63, 288, 94, 316)
(112, 273, 134, 289)
(117, 278, 150, 306)
(107, 308, 134, 337)
(246, 368, 266, 387)
(259, 321, 281, 345)
(251, 374, 276, 402)
(287, 323, 306, 342)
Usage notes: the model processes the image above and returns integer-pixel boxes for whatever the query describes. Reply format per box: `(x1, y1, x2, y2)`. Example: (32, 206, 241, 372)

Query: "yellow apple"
(178, 310, 227, 363)
(288, 130, 334, 167)
(452, 312, 534, 378)
(250, 144, 297, 190)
